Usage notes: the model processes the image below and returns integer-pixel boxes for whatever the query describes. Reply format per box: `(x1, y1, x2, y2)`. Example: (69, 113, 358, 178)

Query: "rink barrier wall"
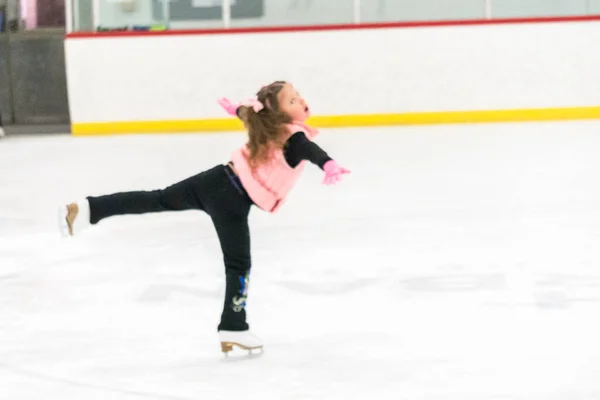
(65, 15, 600, 136)
(72, 106, 600, 136)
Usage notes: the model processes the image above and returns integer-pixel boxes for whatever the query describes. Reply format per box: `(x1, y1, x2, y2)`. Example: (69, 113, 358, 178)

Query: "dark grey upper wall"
(0, 31, 70, 126)
(0, 35, 12, 125)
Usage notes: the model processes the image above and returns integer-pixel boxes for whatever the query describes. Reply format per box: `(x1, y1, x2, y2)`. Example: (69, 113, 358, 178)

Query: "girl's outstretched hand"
(217, 98, 240, 116)
(322, 160, 350, 185)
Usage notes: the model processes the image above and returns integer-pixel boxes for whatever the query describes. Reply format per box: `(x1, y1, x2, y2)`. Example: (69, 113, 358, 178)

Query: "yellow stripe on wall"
(72, 106, 600, 136)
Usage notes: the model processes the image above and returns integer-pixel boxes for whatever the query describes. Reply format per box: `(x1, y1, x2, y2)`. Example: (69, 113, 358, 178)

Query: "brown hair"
(237, 81, 293, 167)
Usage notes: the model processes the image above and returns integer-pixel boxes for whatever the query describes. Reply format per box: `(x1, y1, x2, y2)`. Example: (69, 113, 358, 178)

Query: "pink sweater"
(230, 122, 319, 213)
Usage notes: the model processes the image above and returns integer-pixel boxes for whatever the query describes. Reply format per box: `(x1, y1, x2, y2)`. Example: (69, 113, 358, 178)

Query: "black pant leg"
(200, 166, 254, 332)
(87, 171, 207, 224)
(212, 214, 252, 331)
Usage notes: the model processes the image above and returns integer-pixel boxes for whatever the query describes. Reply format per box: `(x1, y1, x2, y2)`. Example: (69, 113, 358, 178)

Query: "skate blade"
(57, 206, 71, 238)
(220, 342, 264, 361)
(220, 350, 264, 362)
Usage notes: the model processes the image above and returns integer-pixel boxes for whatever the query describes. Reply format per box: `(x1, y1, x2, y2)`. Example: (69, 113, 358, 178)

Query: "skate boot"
(58, 199, 91, 237)
(0, 127, 5, 138)
(219, 330, 263, 357)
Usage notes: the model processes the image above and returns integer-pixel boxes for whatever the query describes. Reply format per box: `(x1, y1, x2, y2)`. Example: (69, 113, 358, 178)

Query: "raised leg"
(88, 172, 207, 224)
(59, 169, 212, 237)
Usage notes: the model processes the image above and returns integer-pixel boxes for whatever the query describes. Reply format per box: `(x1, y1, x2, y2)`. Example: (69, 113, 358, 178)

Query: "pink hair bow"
(246, 97, 264, 113)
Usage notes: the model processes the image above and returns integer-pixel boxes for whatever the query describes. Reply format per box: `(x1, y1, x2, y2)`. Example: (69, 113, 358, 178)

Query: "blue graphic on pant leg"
(232, 274, 249, 312)
(239, 276, 246, 293)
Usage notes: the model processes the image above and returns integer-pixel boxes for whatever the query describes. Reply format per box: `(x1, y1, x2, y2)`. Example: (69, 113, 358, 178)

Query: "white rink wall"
(64, 20, 600, 125)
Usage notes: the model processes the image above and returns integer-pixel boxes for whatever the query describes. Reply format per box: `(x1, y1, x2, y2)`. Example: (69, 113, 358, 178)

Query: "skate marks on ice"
(137, 283, 221, 302)
(400, 270, 600, 309)
(272, 277, 382, 295)
(0, 273, 20, 282)
(0, 361, 194, 400)
(271, 265, 600, 310)
(527, 273, 600, 309)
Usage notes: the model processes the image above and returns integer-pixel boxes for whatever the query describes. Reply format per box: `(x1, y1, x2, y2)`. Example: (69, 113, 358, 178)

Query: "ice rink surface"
(2, 121, 600, 399)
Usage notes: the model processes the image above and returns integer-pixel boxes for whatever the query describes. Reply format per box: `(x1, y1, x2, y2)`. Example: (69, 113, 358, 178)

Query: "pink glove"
(217, 97, 240, 116)
(322, 160, 350, 185)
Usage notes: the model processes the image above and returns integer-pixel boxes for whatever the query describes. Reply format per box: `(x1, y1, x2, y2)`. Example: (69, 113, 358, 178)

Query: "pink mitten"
(217, 97, 240, 116)
(322, 160, 350, 185)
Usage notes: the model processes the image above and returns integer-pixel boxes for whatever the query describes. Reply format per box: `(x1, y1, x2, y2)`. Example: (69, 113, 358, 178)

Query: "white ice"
(2, 121, 600, 400)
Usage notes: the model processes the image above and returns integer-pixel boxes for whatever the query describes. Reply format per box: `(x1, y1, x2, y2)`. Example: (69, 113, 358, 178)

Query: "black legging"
(87, 164, 254, 332)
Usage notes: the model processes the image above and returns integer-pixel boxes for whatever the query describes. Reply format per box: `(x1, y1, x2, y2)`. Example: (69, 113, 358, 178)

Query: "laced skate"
(58, 199, 91, 237)
(219, 330, 263, 358)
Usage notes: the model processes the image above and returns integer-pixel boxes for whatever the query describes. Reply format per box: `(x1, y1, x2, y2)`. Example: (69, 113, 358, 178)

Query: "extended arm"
(284, 131, 350, 185)
(284, 131, 332, 169)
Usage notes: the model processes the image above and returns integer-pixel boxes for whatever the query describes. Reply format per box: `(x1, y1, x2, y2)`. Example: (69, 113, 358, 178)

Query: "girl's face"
(277, 83, 310, 122)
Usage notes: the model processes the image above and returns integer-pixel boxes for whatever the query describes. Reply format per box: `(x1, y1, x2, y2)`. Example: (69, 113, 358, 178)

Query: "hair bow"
(246, 97, 264, 113)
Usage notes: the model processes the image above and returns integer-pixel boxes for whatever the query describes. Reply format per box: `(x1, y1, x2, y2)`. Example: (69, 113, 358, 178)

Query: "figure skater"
(58, 81, 350, 355)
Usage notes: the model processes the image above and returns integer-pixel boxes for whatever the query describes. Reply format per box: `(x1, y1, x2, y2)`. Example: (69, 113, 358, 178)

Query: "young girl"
(58, 81, 350, 356)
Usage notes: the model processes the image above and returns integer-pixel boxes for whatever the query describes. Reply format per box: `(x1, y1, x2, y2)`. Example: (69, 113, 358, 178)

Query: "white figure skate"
(58, 199, 91, 237)
(219, 330, 263, 358)
(0, 127, 5, 138)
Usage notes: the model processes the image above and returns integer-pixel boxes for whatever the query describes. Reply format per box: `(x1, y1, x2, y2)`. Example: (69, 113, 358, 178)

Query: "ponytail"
(239, 83, 292, 167)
